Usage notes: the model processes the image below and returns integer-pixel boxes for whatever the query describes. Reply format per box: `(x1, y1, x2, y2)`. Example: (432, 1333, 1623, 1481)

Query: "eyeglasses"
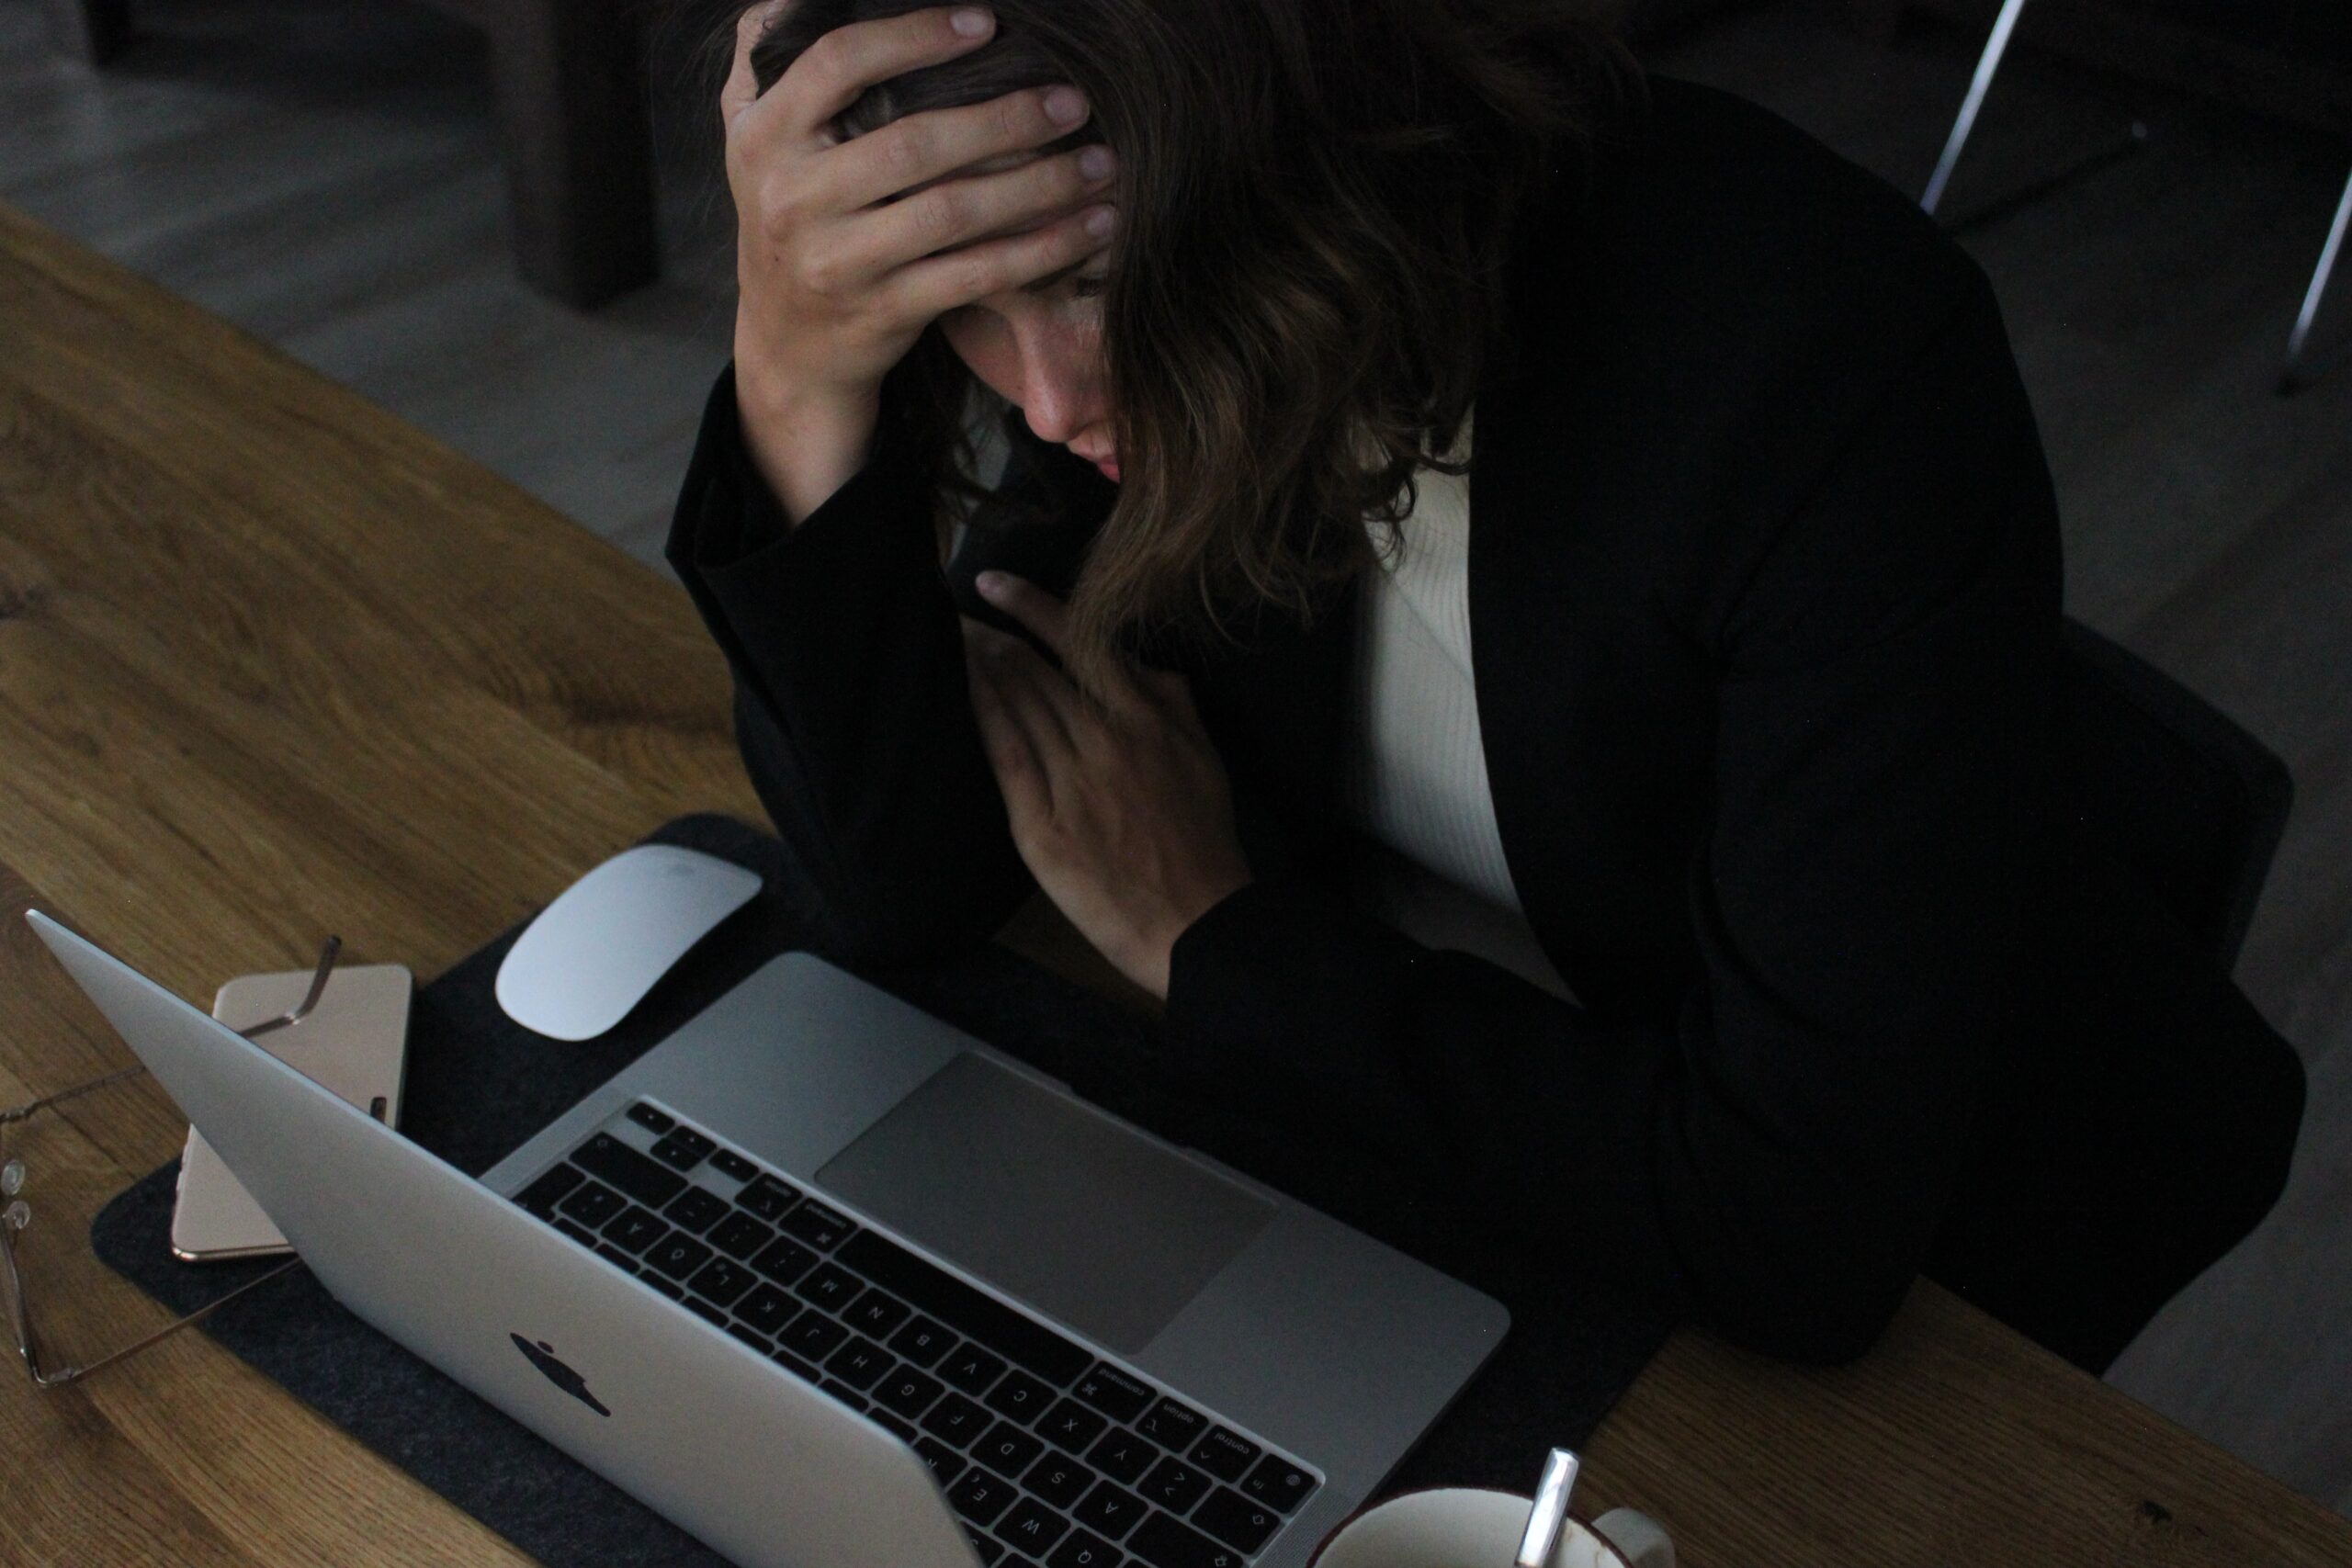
(1, 936, 345, 1389)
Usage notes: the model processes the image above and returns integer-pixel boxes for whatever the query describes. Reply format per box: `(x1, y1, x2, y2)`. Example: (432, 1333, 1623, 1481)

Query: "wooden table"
(2, 202, 2346, 1567)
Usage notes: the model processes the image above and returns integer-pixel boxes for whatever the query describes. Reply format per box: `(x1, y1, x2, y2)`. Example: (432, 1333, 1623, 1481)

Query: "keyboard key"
(914, 1437, 969, 1485)
(779, 1197, 856, 1249)
(641, 1274, 684, 1301)
(948, 1471, 1017, 1527)
(643, 1234, 715, 1282)
(1136, 1399, 1207, 1452)
(1038, 1398, 1109, 1456)
(1192, 1488, 1278, 1554)
(663, 1185, 729, 1235)
(922, 1392, 994, 1448)
(735, 1176, 800, 1223)
(779, 1312, 850, 1363)
(688, 1258, 758, 1309)
(594, 1244, 639, 1272)
(874, 1409, 919, 1442)
(751, 1235, 819, 1288)
(889, 1316, 957, 1369)
(1086, 1428, 1158, 1485)
(557, 1179, 627, 1230)
(707, 1210, 774, 1260)
(737, 1282, 799, 1337)
(985, 1370, 1055, 1425)
(626, 1101, 675, 1134)
(1139, 1457, 1211, 1515)
(967, 1531, 1007, 1564)
(573, 1132, 687, 1208)
(940, 1345, 1009, 1397)
(555, 1217, 600, 1248)
(515, 1163, 584, 1218)
(1023, 1452, 1096, 1510)
(843, 1288, 912, 1339)
(599, 1204, 669, 1256)
(994, 1499, 1069, 1555)
(826, 1336, 897, 1392)
(971, 1420, 1045, 1480)
(1240, 1455, 1316, 1514)
(821, 1380, 870, 1412)
(726, 1322, 775, 1355)
(684, 1297, 729, 1328)
(710, 1147, 759, 1182)
(773, 1348, 821, 1382)
(1127, 1510, 1244, 1568)
(650, 1126, 716, 1169)
(1073, 1363, 1155, 1425)
(1072, 1478, 1148, 1540)
(1046, 1529, 1123, 1568)
(1188, 1427, 1260, 1483)
(875, 1367, 946, 1420)
(838, 1231, 1090, 1386)
(796, 1260, 864, 1313)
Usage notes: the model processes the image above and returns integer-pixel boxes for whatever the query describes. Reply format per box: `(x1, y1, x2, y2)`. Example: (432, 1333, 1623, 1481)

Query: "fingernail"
(975, 570, 1008, 597)
(1079, 145, 1114, 181)
(951, 8, 991, 38)
(1084, 205, 1116, 238)
(1043, 86, 1087, 125)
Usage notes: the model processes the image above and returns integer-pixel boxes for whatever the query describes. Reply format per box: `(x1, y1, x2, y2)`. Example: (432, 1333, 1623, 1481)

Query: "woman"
(669, 0, 2304, 1371)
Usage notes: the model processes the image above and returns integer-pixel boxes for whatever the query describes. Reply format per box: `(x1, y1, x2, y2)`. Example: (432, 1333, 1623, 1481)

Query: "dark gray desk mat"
(92, 812, 1673, 1568)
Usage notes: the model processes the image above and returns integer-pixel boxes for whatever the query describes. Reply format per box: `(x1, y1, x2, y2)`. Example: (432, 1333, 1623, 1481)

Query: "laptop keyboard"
(512, 1100, 1323, 1568)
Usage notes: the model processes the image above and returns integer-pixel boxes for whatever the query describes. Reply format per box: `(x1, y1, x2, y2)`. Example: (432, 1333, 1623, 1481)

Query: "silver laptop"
(29, 909, 1506, 1568)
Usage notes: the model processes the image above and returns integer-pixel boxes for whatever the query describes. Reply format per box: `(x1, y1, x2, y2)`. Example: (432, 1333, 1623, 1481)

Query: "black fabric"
(664, 68, 2305, 1374)
(92, 812, 1671, 1568)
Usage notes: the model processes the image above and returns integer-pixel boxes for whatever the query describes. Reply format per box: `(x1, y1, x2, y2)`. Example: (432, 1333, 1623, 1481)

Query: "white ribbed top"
(1339, 406, 1577, 1004)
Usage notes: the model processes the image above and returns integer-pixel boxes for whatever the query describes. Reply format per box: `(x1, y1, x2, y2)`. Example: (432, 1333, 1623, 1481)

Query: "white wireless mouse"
(494, 844, 763, 1041)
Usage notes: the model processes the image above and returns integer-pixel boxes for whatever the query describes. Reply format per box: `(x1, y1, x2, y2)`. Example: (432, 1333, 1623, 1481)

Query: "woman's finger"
(966, 646, 1052, 817)
(971, 624, 1085, 764)
(721, 0, 796, 137)
(977, 570, 1166, 716)
(973, 571, 1074, 661)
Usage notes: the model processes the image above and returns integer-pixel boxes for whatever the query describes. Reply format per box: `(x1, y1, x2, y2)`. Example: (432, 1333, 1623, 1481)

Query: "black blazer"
(666, 74, 2302, 1370)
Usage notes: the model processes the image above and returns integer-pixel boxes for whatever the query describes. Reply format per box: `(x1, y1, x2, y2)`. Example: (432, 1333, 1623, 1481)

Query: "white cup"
(1308, 1486, 1675, 1568)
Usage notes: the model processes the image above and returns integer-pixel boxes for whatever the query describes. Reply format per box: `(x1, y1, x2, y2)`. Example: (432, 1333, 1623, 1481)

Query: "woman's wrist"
(730, 356, 883, 531)
(1139, 872, 1256, 1002)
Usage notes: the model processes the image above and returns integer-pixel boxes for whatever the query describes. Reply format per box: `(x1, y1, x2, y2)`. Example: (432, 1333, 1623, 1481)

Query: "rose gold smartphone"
(169, 963, 414, 1262)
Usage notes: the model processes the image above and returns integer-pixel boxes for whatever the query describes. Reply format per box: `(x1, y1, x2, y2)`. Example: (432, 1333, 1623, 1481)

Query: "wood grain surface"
(2, 200, 2346, 1568)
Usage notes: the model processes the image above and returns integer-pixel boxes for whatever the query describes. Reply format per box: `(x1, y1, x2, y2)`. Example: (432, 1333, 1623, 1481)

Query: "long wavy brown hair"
(718, 0, 1646, 696)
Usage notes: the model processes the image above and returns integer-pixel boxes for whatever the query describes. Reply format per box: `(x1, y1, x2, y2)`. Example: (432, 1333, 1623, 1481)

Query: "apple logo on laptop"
(512, 1333, 612, 1417)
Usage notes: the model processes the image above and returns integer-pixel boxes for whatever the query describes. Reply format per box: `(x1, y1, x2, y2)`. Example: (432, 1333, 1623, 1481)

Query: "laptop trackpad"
(815, 1052, 1275, 1356)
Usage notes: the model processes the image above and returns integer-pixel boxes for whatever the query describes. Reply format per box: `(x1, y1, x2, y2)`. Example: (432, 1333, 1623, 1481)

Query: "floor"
(4, 0, 2347, 1518)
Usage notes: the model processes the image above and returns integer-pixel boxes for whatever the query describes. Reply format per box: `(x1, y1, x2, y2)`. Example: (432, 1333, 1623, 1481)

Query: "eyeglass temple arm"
(0, 937, 342, 1133)
(235, 935, 342, 1040)
(17, 1257, 301, 1390)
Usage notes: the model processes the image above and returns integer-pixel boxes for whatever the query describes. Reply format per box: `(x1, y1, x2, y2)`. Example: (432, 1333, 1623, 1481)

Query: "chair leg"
(483, 0, 661, 310)
(1922, 0, 2033, 216)
(2279, 165, 2352, 393)
(40, 0, 130, 63)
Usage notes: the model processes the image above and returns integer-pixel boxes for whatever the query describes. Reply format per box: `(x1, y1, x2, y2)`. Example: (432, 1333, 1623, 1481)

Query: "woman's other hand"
(962, 572, 1252, 1000)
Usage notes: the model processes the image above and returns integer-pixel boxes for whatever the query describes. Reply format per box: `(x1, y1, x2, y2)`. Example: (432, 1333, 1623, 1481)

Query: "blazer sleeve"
(1160, 274, 2064, 1363)
(664, 363, 1042, 966)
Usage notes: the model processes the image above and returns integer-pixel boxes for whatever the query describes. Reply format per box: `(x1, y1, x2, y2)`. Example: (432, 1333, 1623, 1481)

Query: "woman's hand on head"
(721, 1, 1120, 412)
(960, 573, 1252, 1002)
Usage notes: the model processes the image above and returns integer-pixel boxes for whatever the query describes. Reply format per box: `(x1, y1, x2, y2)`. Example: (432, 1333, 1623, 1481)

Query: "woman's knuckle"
(918, 187, 969, 243)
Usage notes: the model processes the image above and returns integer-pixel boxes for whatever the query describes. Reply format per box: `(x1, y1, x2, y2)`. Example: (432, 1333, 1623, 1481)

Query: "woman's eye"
(1071, 275, 1108, 299)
